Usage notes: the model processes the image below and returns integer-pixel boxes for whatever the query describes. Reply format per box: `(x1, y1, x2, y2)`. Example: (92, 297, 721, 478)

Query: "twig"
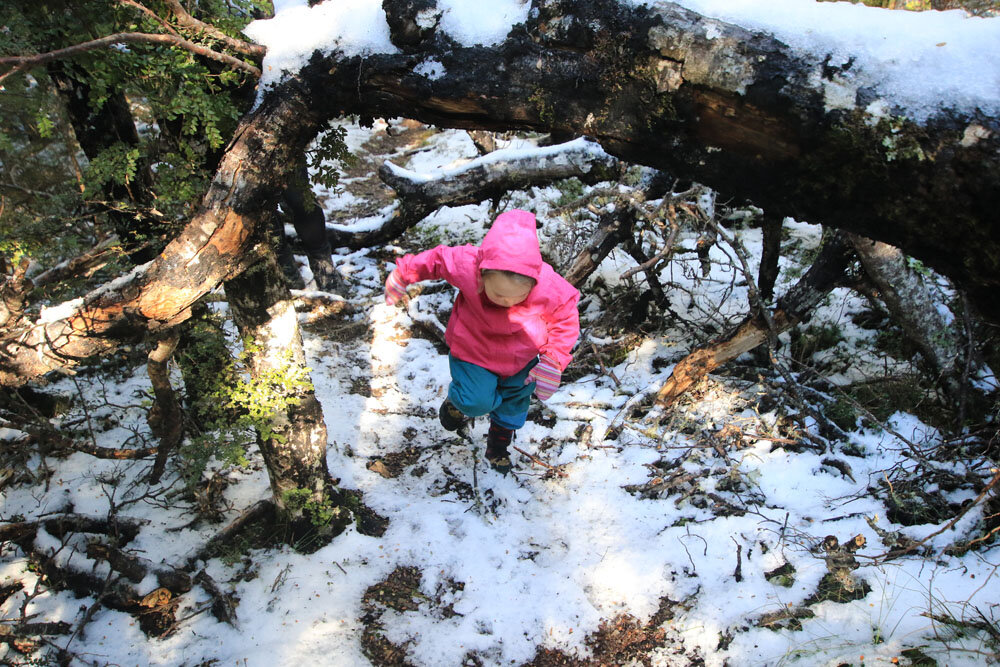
(621, 217, 680, 281)
(589, 342, 621, 387)
(159, 0, 266, 58)
(731, 536, 743, 583)
(871, 470, 1000, 561)
(512, 446, 567, 477)
(676, 537, 697, 574)
(195, 570, 238, 628)
(115, 0, 181, 36)
(965, 522, 1000, 549)
(455, 426, 491, 519)
(922, 610, 1000, 645)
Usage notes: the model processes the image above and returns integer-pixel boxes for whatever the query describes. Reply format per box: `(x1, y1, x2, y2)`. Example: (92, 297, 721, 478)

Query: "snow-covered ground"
(2, 117, 997, 666)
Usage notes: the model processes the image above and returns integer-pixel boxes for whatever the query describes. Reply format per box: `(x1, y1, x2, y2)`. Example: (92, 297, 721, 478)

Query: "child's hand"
(526, 354, 561, 401)
(384, 269, 409, 306)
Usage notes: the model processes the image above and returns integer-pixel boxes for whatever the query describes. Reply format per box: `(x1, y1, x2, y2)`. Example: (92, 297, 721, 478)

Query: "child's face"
(482, 272, 532, 307)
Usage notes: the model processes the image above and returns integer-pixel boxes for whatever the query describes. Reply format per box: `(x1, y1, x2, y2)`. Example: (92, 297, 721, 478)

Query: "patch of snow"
(413, 58, 446, 80)
(663, 0, 1000, 121)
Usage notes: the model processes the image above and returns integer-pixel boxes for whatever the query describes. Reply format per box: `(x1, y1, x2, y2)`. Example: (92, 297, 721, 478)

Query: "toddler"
(384, 209, 580, 473)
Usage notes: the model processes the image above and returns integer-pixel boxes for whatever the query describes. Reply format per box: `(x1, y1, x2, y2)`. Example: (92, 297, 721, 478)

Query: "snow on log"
(325, 137, 622, 249)
(4, 0, 1000, 385)
(286, 0, 1000, 320)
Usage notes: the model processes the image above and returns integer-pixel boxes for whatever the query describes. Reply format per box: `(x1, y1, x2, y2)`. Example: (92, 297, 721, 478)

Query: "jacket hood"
(478, 209, 543, 280)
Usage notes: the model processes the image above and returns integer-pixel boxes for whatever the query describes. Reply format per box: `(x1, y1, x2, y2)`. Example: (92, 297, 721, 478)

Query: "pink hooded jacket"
(394, 210, 580, 377)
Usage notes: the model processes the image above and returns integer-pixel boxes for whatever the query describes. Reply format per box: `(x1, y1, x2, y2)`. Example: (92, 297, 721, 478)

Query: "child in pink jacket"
(384, 209, 580, 473)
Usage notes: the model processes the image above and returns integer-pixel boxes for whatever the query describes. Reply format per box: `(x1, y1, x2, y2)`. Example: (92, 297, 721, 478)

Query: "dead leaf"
(140, 588, 173, 608)
(367, 460, 393, 478)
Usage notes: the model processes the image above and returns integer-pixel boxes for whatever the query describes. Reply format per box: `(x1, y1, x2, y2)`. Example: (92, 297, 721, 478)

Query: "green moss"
(529, 90, 555, 125)
(764, 562, 796, 588)
(826, 398, 860, 432)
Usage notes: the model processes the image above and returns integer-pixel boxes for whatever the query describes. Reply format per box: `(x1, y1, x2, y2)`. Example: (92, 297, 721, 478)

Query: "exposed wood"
(53, 440, 159, 460)
(655, 231, 853, 406)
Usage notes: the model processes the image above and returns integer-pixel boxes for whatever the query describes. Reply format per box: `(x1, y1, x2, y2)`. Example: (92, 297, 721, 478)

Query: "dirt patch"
(360, 565, 466, 665)
(367, 441, 424, 479)
(360, 566, 423, 666)
(525, 613, 699, 667)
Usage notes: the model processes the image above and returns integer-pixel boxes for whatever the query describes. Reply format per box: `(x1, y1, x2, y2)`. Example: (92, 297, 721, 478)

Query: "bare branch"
(0, 32, 261, 83)
(115, 0, 181, 37)
(159, 0, 266, 59)
(871, 470, 1000, 561)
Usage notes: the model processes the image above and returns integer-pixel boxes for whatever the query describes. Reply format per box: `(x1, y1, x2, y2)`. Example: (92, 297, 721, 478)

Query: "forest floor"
(1, 119, 999, 667)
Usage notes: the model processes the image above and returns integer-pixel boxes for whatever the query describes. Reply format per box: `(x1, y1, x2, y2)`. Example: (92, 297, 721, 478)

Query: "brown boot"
(485, 422, 514, 474)
(439, 399, 468, 432)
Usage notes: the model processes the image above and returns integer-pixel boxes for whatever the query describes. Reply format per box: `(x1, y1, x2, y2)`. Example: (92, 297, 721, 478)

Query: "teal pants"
(447, 355, 538, 430)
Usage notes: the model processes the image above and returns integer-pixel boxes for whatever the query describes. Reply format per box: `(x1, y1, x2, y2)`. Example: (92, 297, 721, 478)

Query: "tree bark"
(47, 62, 158, 263)
(146, 332, 182, 484)
(848, 234, 974, 403)
(656, 231, 853, 406)
(4, 0, 1000, 385)
(0, 87, 323, 386)
(758, 216, 784, 303)
(305, 0, 1000, 321)
(563, 209, 637, 288)
(327, 137, 622, 250)
(224, 250, 350, 538)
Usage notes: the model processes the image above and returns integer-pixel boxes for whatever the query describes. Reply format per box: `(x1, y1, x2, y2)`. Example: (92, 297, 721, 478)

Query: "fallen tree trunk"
(306, 0, 1000, 321)
(4, 0, 999, 384)
(325, 137, 622, 249)
(655, 231, 853, 406)
(0, 513, 144, 545)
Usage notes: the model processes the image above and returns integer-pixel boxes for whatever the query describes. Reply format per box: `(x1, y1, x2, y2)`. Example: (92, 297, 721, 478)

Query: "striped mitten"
(384, 269, 408, 305)
(526, 354, 561, 401)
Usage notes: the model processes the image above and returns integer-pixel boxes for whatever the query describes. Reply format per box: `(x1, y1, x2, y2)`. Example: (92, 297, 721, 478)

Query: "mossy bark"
(224, 249, 350, 543)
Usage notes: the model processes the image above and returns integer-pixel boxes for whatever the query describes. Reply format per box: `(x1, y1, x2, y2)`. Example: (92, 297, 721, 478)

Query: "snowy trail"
(2, 119, 998, 667)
